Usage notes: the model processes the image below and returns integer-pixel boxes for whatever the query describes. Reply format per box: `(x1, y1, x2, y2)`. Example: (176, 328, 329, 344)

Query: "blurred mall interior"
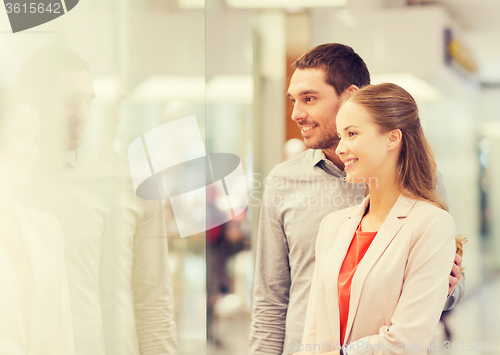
(1, 0, 500, 354)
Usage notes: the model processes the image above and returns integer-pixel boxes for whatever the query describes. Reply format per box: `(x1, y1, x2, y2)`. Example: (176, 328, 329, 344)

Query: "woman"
(299, 83, 456, 355)
(0, 92, 74, 354)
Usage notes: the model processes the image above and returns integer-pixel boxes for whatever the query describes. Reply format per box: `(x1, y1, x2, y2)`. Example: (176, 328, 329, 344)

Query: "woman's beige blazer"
(300, 194, 455, 355)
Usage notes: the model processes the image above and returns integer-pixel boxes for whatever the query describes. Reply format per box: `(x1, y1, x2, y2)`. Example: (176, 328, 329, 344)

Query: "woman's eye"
(348, 132, 356, 137)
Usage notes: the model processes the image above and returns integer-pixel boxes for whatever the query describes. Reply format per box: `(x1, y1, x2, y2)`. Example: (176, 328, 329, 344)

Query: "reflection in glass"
(18, 46, 177, 355)
(0, 90, 74, 355)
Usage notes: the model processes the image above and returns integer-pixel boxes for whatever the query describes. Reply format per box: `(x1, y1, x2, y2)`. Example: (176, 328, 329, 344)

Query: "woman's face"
(0, 104, 40, 187)
(335, 101, 394, 186)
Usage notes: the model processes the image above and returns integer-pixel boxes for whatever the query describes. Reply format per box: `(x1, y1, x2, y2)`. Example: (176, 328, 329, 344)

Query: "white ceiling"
(437, 0, 500, 31)
(436, 0, 500, 83)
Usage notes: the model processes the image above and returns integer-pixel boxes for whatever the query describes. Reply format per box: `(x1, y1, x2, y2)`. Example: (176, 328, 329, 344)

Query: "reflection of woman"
(0, 95, 74, 355)
(299, 84, 456, 355)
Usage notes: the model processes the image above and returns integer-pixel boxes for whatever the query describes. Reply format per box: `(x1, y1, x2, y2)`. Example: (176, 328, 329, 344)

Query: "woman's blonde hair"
(342, 83, 447, 211)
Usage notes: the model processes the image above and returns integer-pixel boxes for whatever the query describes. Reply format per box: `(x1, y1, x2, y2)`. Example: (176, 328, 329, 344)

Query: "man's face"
(40, 70, 95, 151)
(287, 68, 342, 151)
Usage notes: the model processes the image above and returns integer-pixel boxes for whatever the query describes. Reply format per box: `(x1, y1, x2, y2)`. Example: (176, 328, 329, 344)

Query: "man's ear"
(387, 129, 402, 151)
(343, 85, 359, 95)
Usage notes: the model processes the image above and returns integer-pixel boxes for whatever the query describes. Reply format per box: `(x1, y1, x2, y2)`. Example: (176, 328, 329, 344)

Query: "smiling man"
(287, 65, 356, 170)
(249, 43, 464, 355)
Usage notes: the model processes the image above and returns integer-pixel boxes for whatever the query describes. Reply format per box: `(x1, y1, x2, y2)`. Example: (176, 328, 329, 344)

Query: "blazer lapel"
(324, 196, 370, 345)
(343, 194, 418, 344)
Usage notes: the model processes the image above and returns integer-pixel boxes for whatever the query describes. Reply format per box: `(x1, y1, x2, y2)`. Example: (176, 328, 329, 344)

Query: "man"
(0, 92, 74, 355)
(249, 43, 464, 355)
(18, 45, 176, 355)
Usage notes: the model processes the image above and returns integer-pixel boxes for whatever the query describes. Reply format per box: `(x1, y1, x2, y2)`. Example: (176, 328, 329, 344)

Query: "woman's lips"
(343, 158, 358, 170)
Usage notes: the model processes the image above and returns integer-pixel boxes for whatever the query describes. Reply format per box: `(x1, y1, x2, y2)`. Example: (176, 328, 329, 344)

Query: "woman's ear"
(387, 129, 402, 151)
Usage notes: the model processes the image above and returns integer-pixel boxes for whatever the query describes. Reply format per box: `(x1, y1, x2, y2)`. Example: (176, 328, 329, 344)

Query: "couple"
(250, 44, 464, 355)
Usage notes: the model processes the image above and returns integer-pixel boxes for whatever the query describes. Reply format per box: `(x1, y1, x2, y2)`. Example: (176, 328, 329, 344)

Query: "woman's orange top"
(338, 224, 377, 344)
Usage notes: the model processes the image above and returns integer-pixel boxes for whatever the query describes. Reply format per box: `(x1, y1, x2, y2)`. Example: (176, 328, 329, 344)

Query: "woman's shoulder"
(408, 199, 455, 234)
(411, 199, 453, 219)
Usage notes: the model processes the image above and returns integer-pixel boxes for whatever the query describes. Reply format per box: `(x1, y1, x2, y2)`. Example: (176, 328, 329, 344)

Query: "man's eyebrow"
(287, 90, 319, 98)
(299, 90, 319, 96)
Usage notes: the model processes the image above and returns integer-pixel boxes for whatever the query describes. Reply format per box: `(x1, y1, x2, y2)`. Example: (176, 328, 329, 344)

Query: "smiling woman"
(298, 83, 458, 355)
(337, 83, 446, 211)
(335, 100, 397, 187)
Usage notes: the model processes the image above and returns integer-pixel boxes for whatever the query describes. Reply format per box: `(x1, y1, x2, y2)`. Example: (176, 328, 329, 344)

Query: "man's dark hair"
(293, 43, 370, 96)
(18, 45, 90, 102)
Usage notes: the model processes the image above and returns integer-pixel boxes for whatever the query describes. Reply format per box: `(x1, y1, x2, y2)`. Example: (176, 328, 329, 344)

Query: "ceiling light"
(130, 76, 205, 103)
(206, 75, 253, 104)
(226, 0, 346, 9)
(178, 0, 204, 9)
(131, 75, 253, 104)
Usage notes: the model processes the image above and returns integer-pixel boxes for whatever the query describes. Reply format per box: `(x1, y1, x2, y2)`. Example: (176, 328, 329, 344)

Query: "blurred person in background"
(207, 199, 249, 347)
(18, 46, 176, 355)
(0, 90, 74, 354)
(249, 43, 464, 355)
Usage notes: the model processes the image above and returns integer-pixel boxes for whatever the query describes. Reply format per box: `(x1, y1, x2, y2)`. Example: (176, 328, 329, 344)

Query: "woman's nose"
(335, 139, 346, 156)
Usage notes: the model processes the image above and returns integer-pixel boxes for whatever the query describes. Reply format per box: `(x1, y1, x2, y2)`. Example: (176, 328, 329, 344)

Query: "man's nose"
(291, 103, 306, 122)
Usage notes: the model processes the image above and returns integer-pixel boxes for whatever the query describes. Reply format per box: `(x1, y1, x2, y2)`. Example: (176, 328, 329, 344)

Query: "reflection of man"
(19, 46, 108, 355)
(0, 92, 74, 355)
(18, 46, 176, 355)
(249, 43, 464, 355)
